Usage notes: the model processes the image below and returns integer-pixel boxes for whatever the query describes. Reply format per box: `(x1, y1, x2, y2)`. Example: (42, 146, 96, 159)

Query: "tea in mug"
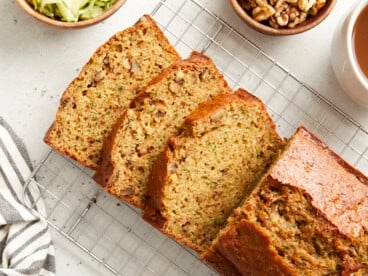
(353, 5, 368, 79)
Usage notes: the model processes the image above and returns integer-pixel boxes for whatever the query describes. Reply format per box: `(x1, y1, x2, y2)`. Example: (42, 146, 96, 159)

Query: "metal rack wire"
(24, 0, 368, 275)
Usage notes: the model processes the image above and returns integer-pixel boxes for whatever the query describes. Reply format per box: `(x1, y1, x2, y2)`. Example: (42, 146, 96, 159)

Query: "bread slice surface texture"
(144, 89, 283, 253)
(202, 126, 368, 275)
(44, 15, 180, 169)
(94, 52, 231, 208)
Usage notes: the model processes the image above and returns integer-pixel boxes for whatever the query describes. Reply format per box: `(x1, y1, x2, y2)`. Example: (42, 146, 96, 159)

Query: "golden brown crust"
(200, 245, 241, 276)
(44, 15, 180, 170)
(43, 122, 84, 164)
(142, 144, 171, 228)
(93, 113, 126, 189)
(297, 126, 368, 186)
(270, 126, 368, 239)
(203, 219, 297, 276)
(184, 88, 262, 123)
(43, 122, 56, 149)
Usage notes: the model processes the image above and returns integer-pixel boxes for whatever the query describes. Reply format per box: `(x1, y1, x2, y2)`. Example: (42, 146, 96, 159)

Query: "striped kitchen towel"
(0, 117, 55, 276)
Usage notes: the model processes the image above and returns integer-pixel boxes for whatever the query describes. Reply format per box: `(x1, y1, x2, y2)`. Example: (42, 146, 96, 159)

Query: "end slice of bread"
(44, 15, 180, 169)
(202, 127, 368, 275)
(93, 52, 231, 209)
(143, 89, 283, 253)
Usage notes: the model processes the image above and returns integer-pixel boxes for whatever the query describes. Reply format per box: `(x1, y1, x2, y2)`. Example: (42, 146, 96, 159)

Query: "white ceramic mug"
(331, 0, 368, 107)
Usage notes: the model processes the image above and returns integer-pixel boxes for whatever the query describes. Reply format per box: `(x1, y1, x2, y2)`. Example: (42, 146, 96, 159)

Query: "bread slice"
(202, 127, 368, 275)
(44, 15, 180, 169)
(93, 52, 231, 209)
(143, 89, 283, 253)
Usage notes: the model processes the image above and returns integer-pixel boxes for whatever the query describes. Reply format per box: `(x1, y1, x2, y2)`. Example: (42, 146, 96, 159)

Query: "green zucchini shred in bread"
(143, 89, 283, 253)
(202, 127, 368, 275)
(93, 51, 231, 209)
(44, 15, 180, 169)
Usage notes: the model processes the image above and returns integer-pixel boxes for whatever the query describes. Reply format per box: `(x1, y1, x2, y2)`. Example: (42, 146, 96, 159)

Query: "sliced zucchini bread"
(44, 15, 180, 169)
(94, 52, 231, 209)
(143, 89, 283, 253)
(202, 127, 368, 275)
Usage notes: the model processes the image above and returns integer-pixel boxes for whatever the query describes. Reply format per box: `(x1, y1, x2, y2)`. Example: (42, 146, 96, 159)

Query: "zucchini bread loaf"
(94, 52, 231, 209)
(202, 127, 368, 275)
(44, 15, 180, 169)
(143, 89, 283, 253)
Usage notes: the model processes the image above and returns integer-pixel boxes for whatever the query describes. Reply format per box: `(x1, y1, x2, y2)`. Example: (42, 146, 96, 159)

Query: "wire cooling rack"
(24, 0, 368, 275)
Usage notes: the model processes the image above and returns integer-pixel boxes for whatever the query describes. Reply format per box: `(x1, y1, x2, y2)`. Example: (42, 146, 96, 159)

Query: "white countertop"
(1, 0, 367, 275)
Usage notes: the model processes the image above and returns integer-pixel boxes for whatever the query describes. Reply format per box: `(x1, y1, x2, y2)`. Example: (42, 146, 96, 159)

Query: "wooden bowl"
(229, 0, 336, 35)
(15, 0, 126, 28)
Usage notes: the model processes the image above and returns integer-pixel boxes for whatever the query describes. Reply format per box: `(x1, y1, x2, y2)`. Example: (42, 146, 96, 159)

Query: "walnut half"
(252, 4, 275, 21)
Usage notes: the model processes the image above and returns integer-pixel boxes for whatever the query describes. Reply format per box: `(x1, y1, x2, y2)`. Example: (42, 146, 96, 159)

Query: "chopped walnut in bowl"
(240, 0, 326, 29)
(230, 0, 336, 35)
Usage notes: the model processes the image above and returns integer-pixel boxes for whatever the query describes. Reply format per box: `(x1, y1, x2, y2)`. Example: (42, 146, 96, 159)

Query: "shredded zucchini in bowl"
(27, 0, 116, 22)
